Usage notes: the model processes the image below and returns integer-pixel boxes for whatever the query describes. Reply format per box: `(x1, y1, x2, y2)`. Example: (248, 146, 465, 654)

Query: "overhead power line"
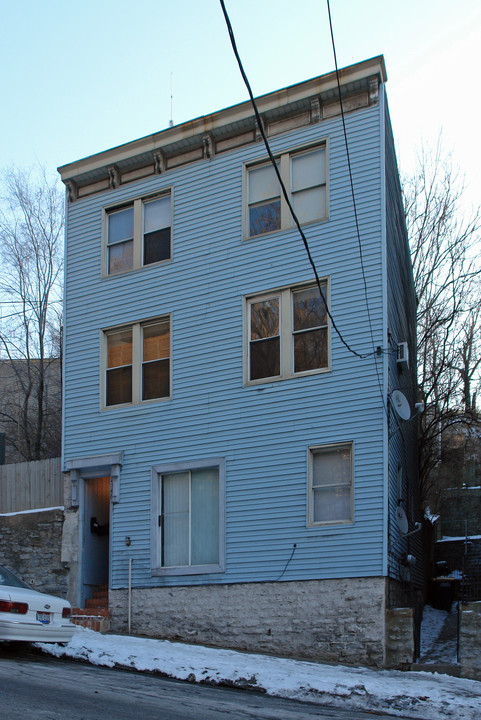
(219, 0, 376, 361)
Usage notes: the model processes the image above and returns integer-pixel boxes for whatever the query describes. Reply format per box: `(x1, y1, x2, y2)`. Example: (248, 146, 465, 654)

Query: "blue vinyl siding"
(63, 100, 391, 590)
(383, 92, 421, 586)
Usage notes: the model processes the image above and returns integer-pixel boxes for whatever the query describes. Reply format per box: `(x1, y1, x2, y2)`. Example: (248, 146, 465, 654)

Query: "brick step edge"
(71, 616, 111, 633)
(72, 608, 110, 618)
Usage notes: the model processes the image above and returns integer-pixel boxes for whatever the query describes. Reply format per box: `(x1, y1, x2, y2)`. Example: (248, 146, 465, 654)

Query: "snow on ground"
(38, 627, 481, 720)
(420, 605, 458, 664)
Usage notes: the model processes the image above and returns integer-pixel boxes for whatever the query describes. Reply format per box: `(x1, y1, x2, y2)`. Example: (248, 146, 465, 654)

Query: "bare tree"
(450, 299, 481, 415)
(403, 142, 481, 505)
(0, 166, 64, 462)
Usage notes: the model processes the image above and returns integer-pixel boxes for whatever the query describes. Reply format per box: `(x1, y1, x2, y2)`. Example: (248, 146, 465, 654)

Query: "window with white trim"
(308, 443, 353, 525)
(104, 317, 170, 407)
(152, 459, 225, 576)
(246, 282, 329, 383)
(246, 145, 326, 238)
(105, 193, 171, 275)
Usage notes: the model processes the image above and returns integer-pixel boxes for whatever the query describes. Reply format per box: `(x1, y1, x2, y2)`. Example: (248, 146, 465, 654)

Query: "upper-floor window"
(246, 145, 327, 238)
(103, 317, 170, 407)
(245, 281, 330, 384)
(105, 193, 171, 275)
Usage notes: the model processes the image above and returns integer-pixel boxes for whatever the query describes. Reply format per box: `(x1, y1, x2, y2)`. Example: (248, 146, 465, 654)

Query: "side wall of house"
(383, 91, 422, 617)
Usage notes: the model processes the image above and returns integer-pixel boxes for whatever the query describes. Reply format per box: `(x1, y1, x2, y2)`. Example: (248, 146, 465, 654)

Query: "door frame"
(65, 452, 123, 608)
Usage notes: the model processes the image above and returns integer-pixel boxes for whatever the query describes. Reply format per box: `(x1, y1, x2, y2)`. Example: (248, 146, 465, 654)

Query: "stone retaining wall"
(0, 507, 68, 598)
(460, 601, 481, 680)
(111, 576, 387, 667)
(385, 607, 414, 668)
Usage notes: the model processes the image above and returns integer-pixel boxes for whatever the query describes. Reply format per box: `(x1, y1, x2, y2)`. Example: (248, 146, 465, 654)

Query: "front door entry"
(82, 476, 110, 605)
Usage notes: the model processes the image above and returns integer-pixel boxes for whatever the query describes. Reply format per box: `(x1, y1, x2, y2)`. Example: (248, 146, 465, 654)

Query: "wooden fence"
(0, 457, 63, 513)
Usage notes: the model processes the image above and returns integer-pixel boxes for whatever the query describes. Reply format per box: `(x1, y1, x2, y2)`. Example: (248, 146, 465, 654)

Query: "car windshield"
(0, 565, 30, 589)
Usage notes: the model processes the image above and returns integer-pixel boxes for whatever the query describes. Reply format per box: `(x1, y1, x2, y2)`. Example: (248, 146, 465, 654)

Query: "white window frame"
(151, 458, 225, 576)
(101, 315, 171, 409)
(244, 280, 330, 385)
(308, 442, 354, 527)
(244, 142, 328, 239)
(103, 190, 172, 276)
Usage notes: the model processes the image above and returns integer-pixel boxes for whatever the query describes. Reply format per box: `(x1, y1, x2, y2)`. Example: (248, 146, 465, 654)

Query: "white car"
(0, 564, 75, 643)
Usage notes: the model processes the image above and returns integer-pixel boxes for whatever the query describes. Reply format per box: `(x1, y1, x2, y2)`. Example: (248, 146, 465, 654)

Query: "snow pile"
(38, 627, 481, 719)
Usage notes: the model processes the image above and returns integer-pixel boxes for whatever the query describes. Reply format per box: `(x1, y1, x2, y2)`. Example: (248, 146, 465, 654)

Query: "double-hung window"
(105, 193, 171, 275)
(246, 144, 326, 238)
(104, 317, 170, 407)
(152, 459, 225, 576)
(246, 282, 329, 383)
(308, 443, 353, 525)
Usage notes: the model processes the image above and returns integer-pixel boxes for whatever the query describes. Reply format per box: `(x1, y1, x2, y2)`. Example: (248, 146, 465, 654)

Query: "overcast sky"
(1, 0, 479, 208)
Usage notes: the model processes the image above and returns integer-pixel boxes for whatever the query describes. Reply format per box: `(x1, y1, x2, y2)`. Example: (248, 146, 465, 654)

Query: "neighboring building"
(0, 358, 61, 464)
(58, 56, 420, 667)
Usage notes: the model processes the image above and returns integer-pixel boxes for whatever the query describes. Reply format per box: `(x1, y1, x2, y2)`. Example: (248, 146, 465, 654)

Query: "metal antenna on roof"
(169, 73, 174, 127)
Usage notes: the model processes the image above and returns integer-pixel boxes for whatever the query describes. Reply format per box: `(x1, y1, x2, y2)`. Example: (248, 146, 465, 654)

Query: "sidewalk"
(39, 626, 481, 720)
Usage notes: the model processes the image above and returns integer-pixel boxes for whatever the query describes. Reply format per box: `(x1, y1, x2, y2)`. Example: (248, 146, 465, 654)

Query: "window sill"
(245, 365, 331, 388)
(151, 564, 224, 577)
(101, 396, 171, 411)
(102, 257, 172, 280)
(307, 519, 354, 529)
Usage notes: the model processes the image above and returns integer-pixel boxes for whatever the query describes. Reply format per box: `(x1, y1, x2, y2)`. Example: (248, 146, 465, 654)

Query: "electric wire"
(274, 543, 297, 581)
(219, 0, 376, 361)
(325, 0, 389, 418)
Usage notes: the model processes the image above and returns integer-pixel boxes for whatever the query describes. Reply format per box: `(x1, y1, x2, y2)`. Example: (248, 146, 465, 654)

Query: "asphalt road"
(0, 643, 413, 720)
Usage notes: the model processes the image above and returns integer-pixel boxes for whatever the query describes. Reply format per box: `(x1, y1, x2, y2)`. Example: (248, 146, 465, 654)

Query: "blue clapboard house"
(59, 56, 421, 667)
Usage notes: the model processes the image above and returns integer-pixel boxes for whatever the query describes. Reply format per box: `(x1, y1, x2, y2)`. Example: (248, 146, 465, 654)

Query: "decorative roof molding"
(369, 76, 379, 104)
(153, 150, 166, 174)
(107, 165, 120, 189)
(202, 133, 215, 159)
(310, 97, 321, 124)
(58, 56, 387, 201)
(65, 180, 78, 203)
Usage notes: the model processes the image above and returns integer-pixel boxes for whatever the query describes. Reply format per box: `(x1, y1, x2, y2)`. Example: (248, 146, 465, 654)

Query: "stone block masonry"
(460, 601, 481, 680)
(385, 607, 414, 668)
(0, 508, 68, 598)
(110, 577, 387, 667)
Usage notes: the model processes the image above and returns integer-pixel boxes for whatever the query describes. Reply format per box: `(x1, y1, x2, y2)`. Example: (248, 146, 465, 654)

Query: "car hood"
(0, 585, 69, 611)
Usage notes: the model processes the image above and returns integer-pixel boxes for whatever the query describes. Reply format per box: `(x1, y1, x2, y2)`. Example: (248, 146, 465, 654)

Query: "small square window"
(309, 443, 353, 525)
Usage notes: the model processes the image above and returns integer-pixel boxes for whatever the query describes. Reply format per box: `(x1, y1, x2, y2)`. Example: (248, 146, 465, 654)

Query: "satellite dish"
(396, 505, 409, 534)
(391, 391, 411, 421)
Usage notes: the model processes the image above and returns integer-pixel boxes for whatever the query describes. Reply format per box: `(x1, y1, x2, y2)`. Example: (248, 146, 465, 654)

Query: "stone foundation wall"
(385, 607, 414, 668)
(111, 576, 387, 667)
(0, 508, 68, 597)
(459, 601, 481, 680)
